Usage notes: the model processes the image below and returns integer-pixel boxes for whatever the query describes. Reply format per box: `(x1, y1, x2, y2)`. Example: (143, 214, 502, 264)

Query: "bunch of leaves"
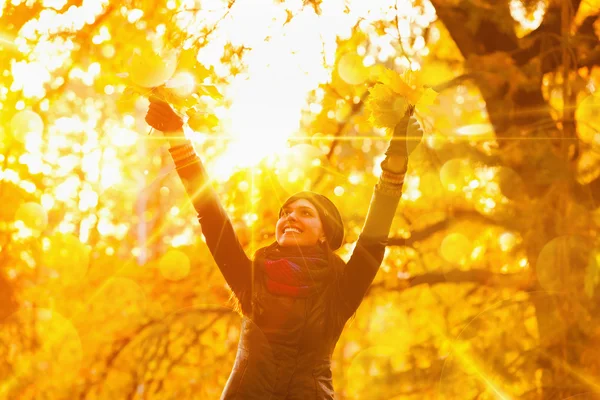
(119, 46, 223, 133)
(126, 85, 221, 132)
(366, 67, 438, 130)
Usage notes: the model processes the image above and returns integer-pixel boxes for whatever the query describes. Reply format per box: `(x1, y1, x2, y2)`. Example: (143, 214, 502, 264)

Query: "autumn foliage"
(1, 0, 600, 399)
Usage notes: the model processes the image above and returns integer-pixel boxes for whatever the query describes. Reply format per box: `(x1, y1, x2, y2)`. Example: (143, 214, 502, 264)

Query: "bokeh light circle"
(10, 110, 44, 142)
(130, 49, 177, 88)
(337, 53, 369, 85)
(159, 249, 191, 281)
(15, 202, 48, 232)
(439, 158, 475, 192)
(576, 93, 600, 146)
(536, 235, 591, 294)
(440, 232, 472, 266)
(496, 166, 526, 201)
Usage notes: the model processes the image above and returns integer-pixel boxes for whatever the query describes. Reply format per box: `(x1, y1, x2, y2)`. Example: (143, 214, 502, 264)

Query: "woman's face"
(276, 198, 325, 247)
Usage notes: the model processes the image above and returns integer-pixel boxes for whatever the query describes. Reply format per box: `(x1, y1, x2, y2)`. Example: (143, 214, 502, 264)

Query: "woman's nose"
(285, 212, 297, 221)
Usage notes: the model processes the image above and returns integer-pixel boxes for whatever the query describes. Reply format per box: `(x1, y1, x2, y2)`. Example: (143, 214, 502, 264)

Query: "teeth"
(284, 227, 301, 234)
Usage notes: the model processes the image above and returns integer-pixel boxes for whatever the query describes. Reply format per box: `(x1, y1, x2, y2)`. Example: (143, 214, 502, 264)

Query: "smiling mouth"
(283, 227, 302, 234)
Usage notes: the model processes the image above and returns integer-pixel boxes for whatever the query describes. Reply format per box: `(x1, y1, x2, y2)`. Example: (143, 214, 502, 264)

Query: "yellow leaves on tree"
(366, 67, 437, 130)
(129, 47, 178, 89)
(0, 308, 83, 395)
(119, 42, 222, 133)
(42, 233, 90, 284)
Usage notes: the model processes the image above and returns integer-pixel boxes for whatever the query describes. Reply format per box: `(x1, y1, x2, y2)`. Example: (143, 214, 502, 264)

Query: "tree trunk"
(430, 1, 599, 397)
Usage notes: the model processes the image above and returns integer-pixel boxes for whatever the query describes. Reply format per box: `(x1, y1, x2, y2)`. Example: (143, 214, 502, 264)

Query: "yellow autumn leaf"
(197, 84, 223, 99)
(378, 67, 413, 96)
(368, 67, 437, 128)
(187, 108, 220, 132)
(366, 84, 409, 129)
(128, 47, 177, 89)
(177, 47, 212, 82)
(416, 87, 438, 109)
(406, 86, 422, 105)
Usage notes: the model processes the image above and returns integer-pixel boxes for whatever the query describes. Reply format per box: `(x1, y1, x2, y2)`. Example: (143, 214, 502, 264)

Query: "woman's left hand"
(145, 96, 184, 133)
(381, 107, 423, 173)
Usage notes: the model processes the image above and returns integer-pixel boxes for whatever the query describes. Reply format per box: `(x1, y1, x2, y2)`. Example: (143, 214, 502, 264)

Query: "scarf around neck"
(254, 244, 334, 298)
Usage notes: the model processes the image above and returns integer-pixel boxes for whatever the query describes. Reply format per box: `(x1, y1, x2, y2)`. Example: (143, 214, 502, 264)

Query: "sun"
(178, 4, 355, 178)
(222, 69, 302, 167)
(213, 12, 332, 174)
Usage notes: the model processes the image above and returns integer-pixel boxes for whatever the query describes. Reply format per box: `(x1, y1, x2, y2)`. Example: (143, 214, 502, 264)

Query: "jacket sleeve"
(336, 169, 405, 315)
(168, 142, 252, 297)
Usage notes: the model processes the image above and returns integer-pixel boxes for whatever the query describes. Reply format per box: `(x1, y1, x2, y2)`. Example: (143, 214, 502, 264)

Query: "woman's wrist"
(381, 154, 408, 173)
(168, 141, 198, 169)
(163, 128, 188, 148)
(376, 155, 407, 197)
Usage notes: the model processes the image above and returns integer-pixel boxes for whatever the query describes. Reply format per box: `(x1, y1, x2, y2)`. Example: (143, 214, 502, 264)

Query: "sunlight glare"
(166, 71, 196, 97)
(177, 0, 434, 176)
(509, 0, 546, 33)
(220, 8, 332, 169)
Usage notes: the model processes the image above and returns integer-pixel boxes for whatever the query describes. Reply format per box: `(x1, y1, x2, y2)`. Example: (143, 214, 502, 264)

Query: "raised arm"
(337, 110, 422, 315)
(145, 98, 252, 299)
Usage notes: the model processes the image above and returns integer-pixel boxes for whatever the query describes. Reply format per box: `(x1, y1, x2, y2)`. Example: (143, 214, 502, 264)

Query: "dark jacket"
(169, 144, 403, 399)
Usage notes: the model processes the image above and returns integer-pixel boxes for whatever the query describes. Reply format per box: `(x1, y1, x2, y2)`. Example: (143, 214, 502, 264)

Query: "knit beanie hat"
(279, 191, 345, 250)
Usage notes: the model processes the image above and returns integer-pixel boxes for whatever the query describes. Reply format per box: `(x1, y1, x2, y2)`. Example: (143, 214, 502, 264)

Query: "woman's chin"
(277, 237, 316, 247)
(279, 240, 301, 247)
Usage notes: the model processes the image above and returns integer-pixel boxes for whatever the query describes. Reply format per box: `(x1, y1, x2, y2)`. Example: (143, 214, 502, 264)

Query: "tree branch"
(368, 268, 533, 294)
(312, 88, 370, 188)
(431, 73, 479, 93)
(387, 209, 523, 247)
(324, 89, 370, 161)
(428, 0, 556, 135)
(429, 0, 519, 57)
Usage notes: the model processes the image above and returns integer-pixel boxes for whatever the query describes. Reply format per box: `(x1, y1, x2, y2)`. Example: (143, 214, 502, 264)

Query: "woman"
(145, 98, 422, 399)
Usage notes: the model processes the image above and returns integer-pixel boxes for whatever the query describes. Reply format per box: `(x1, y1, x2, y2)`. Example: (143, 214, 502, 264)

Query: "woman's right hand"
(145, 96, 184, 134)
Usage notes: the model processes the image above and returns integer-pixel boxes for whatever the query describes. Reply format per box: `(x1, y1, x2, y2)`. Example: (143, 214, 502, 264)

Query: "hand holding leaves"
(145, 96, 183, 133)
(366, 67, 437, 128)
(388, 106, 424, 158)
(120, 44, 223, 134)
(366, 68, 433, 172)
(380, 107, 424, 172)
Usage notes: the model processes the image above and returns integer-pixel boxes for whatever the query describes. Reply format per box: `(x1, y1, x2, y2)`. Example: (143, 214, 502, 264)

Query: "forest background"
(1, 0, 600, 398)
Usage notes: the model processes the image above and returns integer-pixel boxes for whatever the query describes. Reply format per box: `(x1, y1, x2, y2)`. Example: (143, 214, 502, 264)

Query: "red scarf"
(255, 244, 333, 298)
